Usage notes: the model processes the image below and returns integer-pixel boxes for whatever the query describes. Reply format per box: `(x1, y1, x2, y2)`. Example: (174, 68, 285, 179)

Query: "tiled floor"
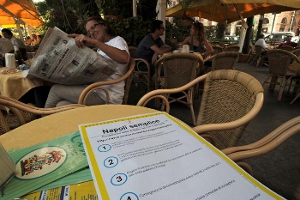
(127, 62, 300, 199)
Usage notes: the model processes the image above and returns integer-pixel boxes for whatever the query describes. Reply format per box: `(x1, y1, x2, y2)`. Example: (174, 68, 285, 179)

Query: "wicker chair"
(292, 47, 300, 57)
(154, 53, 204, 125)
(203, 52, 239, 71)
(279, 45, 294, 51)
(223, 45, 240, 52)
(137, 70, 264, 149)
(222, 116, 300, 176)
(0, 96, 84, 135)
(212, 45, 223, 55)
(262, 49, 300, 101)
(128, 46, 152, 92)
(78, 58, 135, 105)
(254, 45, 267, 67)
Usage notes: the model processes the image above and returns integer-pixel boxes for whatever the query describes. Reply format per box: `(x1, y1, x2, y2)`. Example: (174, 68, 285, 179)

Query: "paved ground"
(127, 62, 300, 199)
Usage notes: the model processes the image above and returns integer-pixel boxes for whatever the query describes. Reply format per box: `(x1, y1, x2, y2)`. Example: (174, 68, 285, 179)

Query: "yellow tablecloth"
(0, 67, 44, 100)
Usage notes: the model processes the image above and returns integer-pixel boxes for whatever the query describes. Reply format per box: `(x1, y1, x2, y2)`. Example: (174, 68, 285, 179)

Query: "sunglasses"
(87, 22, 105, 36)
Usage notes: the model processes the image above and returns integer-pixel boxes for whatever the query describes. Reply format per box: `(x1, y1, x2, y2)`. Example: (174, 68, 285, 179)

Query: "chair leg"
(278, 79, 286, 101)
(290, 92, 300, 104)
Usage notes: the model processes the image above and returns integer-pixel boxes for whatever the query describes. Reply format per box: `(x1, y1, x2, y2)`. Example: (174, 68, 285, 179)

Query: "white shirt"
(10, 36, 26, 50)
(255, 38, 267, 50)
(96, 36, 129, 104)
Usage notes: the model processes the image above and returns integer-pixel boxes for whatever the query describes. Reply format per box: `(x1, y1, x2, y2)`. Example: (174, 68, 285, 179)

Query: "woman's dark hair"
(193, 22, 205, 44)
(86, 16, 116, 37)
(1, 28, 13, 37)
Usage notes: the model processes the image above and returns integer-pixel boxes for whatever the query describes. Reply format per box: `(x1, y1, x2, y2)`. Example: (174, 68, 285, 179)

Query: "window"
(281, 17, 287, 24)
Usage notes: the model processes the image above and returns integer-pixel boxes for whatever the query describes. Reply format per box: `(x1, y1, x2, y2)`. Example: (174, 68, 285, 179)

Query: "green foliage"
(107, 17, 151, 46)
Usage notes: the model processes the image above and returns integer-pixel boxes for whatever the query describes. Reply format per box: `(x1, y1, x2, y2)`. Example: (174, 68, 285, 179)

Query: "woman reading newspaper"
(45, 16, 130, 107)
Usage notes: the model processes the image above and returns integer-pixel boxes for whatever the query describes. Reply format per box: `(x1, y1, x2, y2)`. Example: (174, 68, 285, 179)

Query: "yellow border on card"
(81, 112, 283, 200)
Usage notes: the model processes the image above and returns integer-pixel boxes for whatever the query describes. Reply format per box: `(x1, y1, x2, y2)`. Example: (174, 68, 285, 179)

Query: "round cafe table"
(0, 105, 157, 151)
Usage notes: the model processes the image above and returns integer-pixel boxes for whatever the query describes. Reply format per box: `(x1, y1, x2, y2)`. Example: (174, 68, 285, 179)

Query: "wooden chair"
(128, 46, 152, 92)
(78, 58, 135, 105)
(154, 53, 204, 125)
(263, 49, 300, 101)
(137, 70, 264, 149)
(222, 116, 300, 175)
(0, 96, 84, 135)
(223, 45, 240, 52)
(203, 52, 239, 71)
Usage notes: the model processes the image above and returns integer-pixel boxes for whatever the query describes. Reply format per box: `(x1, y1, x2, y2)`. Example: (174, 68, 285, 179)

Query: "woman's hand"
(68, 34, 95, 48)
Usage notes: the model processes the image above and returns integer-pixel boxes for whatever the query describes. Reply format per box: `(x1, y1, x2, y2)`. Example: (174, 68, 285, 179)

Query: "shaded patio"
(127, 62, 300, 199)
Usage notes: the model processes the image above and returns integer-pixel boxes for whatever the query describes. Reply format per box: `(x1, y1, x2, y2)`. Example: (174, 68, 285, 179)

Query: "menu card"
(79, 112, 284, 200)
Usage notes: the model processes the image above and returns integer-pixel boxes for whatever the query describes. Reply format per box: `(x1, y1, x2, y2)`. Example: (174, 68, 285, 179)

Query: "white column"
(133, 0, 137, 17)
(156, 0, 166, 42)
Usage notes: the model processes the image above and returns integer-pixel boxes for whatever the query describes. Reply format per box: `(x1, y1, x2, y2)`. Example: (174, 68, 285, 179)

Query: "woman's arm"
(68, 34, 129, 64)
(203, 38, 214, 56)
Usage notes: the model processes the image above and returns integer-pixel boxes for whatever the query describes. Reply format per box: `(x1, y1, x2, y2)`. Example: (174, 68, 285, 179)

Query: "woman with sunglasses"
(45, 16, 130, 108)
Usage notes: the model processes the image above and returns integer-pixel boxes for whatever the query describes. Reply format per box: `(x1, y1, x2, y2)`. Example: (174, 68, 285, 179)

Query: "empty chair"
(128, 46, 152, 92)
(262, 49, 300, 100)
(137, 70, 264, 149)
(223, 45, 240, 52)
(204, 51, 239, 71)
(78, 58, 135, 105)
(154, 53, 204, 125)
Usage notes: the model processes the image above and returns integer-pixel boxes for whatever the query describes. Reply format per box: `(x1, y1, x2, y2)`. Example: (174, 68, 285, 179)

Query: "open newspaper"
(25, 27, 116, 85)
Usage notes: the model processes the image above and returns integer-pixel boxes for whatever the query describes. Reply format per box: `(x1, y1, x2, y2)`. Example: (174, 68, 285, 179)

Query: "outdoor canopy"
(0, 0, 42, 26)
(166, 0, 300, 23)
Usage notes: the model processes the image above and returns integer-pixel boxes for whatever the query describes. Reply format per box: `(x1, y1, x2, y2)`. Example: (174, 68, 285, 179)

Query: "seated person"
(277, 35, 298, 49)
(1, 28, 27, 61)
(45, 16, 130, 107)
(135, 20, 172, 75)
(178, 22, 213, 57)
(255, 33, 269, 55)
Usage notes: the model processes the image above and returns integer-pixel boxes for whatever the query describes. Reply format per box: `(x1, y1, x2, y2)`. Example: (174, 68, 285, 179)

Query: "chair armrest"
(222, 116, 300, 162)
(78, 58, 135, 105)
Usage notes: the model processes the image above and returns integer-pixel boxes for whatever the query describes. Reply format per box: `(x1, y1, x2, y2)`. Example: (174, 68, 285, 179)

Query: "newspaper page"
(26, 27, 116, 85)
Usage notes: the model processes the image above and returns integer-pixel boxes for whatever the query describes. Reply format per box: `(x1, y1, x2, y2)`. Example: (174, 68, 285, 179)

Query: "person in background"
(24, 36, 32, 46)
(135, 19, 172, 75)
(1, 28, 27, 61)
(45, 16, 130, 108)
(175, 22, 213, 58)
(277, 35, 298, 49)
(255, 33, 269, 55)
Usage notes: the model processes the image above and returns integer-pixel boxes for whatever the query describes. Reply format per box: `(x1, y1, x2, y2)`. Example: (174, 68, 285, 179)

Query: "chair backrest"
(279, 45, 294, 51)
(195, 70, 264, 149)
(210, 52, 239, 71)
(128, 46, 137, 58)
(254, 45, 263, 56)
(78, 58, 135, 105)
(0, 95, 84, 134)
(155, 53, 203, 89)
(267, 49, 299, 76)
(137, 69, 264, 150)
(223, 45, 240, 52)
(212, 45, 223, 55)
